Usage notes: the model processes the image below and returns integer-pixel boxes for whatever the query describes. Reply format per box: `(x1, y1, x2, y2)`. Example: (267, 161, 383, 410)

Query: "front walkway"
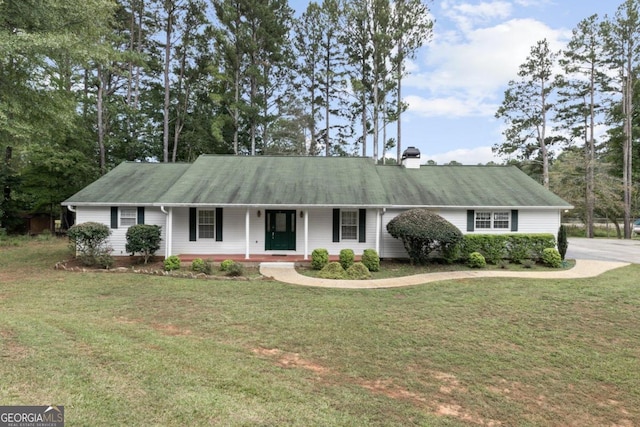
(259, 259, 631, 289)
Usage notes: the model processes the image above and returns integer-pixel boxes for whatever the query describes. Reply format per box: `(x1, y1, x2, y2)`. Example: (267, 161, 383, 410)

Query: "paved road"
(566, 238, 640, 264)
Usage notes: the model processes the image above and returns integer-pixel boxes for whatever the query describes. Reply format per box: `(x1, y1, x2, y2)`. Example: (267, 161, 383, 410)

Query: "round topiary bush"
(318, 262, 346, 279)
(542, 247, 562, 268)
(339, 249, 355, 270)
(191, 258, 212, 275)
(125, 224, 161, 264)
(468, 252, 486, 268)
(386, 209, 463, 264)
(164, 255, 181, 271)
(226, 261, 243, 277)
(346, 262, 371, 280)
(220, 259, 234, 271)
(67, 222, 113, 268)
(361, 249, 380, 272)
(311, 248, 329, 270)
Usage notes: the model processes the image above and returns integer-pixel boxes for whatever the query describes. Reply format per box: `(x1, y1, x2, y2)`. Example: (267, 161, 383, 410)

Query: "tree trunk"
(586, 66, 596, 238)
(325, 35, 330, 157)
(233, 65, 240, 155)
(163, 2, 173, 163)
(97, 66, 106, 175)
(623, 68, 633, 238)
(396, 26, 403, 164)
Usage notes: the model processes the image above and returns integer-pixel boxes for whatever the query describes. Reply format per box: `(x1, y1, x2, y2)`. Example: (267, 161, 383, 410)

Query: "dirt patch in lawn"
(0, 329, 32, 361)
(251, 347, 500, 425)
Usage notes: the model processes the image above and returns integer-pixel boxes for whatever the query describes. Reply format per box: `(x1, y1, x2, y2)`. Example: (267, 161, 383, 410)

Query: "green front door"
(265, 210, 296, 251)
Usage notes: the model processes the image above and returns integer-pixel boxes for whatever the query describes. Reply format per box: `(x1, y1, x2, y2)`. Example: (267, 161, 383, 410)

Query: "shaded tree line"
(0, 0, 433, 232)
(495, 0, 640, 239)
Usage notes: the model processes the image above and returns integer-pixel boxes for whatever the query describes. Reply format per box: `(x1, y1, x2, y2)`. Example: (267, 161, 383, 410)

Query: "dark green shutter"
(189, 208, 197, 241)
(332, 209, 340, 242)
(137, 207, 145, 224)
(511, 210, 519, 232)
(358, 209, 366, 243)
(111, 207, 118, 229)
(215, 208, 223, 241)
(467, 210, 475, 232)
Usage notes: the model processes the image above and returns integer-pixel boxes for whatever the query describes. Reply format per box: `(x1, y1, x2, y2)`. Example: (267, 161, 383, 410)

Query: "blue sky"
(289, 0, 621, 164)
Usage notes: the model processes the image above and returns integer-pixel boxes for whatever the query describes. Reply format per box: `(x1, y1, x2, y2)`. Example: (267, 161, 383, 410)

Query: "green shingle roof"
(63, 155, 571, 208)
(63, 162, 191, 205)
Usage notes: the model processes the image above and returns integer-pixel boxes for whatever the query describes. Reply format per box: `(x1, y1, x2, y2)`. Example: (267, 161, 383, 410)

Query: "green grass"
(1, 238, 639, 426)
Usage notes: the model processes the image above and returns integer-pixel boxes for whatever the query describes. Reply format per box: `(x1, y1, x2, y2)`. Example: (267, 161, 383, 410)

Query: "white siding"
(75, 206, 561, 259)
(75, 206, 167, 255)
(171, 207, 378, 257)
(379, 208, 561, 258)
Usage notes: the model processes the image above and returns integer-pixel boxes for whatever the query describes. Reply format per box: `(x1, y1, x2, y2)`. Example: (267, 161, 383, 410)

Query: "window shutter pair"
(466, 210, 518, 232)
(189, 208, 223, 241)
(332, 209, 366, 243)
(110, 207, 145, 228)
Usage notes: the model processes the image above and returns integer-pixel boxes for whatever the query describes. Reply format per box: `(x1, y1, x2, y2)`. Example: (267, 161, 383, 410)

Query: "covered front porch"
(163, 206, 392, 260)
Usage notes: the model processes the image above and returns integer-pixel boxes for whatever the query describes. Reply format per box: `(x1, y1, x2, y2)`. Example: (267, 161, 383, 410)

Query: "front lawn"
(1, 238, 639, 426)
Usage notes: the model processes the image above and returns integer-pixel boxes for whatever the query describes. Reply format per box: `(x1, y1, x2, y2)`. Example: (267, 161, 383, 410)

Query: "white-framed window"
(198, 209, 215, 239)
(120, 208, 137, 227)
(493, 211, 510, 229)
(341, 210, 358, 240)
(476, 211, 510, 230)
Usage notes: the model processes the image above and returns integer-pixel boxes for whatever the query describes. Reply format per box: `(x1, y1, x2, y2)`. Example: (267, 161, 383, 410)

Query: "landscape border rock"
(54, 260, 262, 281)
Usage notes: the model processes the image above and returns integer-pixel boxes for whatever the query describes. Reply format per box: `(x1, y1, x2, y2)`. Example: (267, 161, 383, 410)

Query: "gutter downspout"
(67, 205, 76, 213)
(161, 206, 172, 258)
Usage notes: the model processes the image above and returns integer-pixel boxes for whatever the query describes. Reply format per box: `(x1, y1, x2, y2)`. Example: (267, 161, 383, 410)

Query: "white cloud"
(405, 94, 497, 117)
(441, 0, 513, 32)
(422, 146, 503, 164)
(404, 14, 570, 118)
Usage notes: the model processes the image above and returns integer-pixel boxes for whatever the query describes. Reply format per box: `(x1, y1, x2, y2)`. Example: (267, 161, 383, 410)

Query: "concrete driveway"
(566, 237, 640, 264)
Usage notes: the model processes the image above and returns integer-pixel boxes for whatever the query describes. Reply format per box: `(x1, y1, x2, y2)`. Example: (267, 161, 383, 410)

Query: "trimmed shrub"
(441, 242, 461, 264)
(191, 258, 212, 275)
(311, 248, 329, 270)
(339, 249, 355, 270)
(459, 234, 556, 264)
(557, 225, 568, 260)
(346, 262, 371, 280)
(506, 235, 531, 264)
(522, 259, 536, 268)
(361, 249, 380, 272)
(125, 224, 161, 264)
(226, 262, 243, 277)
(468, 252, 486, 268)
(386, 209, 463, 264)
(164, 255, 181, 271)
(67, 222, 113, 268)
(542, 248, 562, 268)
(529, 234, 557, 260)
(220, 259, 235, 271)
(460, 235, 506, 264)
(318, 262, 346, 279)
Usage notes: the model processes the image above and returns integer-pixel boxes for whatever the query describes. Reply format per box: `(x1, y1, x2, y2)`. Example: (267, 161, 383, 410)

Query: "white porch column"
(245, 208, 250, 259)
(162, 206, 173, 258)
(304, 209, 309, 260)
(375, 208, 381, 254)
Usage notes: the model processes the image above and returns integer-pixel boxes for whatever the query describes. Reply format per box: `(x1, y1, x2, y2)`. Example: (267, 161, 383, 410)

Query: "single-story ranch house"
(62, 149, 572, 260)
